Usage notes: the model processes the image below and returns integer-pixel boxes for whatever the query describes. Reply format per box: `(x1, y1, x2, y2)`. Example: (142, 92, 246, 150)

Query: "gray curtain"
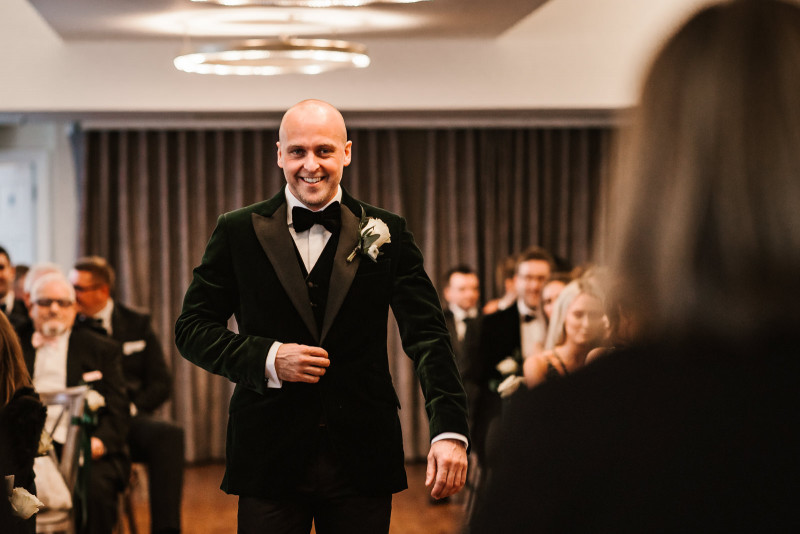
(78, 126, 612, 462)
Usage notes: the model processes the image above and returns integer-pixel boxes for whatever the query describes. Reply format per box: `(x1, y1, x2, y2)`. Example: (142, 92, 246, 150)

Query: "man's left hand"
(425, 438, 468, 500)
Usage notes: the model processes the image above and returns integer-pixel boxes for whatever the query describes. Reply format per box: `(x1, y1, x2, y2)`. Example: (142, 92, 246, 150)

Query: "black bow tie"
(292, 202, 341, 233)
(79, 315, 108, 335)
(522, 313, 537, 323)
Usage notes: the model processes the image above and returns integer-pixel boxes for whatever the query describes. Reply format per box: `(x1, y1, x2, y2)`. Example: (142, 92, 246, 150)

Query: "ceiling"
(28, 0, 552, 43)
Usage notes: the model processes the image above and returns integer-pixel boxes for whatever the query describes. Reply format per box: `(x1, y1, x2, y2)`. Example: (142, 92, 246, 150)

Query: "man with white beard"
(19, 272, 130, 534)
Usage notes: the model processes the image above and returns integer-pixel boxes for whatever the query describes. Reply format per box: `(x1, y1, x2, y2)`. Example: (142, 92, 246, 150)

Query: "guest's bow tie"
(522, 313, 537, 323)
(292, 202, 341, 233)
(79, 315, 107, 335)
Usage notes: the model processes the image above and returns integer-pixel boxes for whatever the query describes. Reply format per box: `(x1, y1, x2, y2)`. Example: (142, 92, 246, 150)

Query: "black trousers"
(237, 427, 392, 534)
(128, 415, 185, 534)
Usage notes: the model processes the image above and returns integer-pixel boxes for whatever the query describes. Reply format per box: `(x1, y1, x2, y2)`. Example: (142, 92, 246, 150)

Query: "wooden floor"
(122, 462, 467, 534)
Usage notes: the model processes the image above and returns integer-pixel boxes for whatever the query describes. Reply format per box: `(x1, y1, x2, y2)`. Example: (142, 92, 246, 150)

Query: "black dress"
(470, 332, 800, 533)
(0, 387, 46, 534)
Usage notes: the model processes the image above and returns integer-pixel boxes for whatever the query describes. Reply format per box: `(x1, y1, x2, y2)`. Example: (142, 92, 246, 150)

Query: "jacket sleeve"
(388, 215, 470, 444)
(174, 213, 275, 394)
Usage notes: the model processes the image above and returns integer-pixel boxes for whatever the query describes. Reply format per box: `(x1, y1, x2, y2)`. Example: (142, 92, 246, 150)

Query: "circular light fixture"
(174, 38, 371, 75)
(191, 0, 428, 6)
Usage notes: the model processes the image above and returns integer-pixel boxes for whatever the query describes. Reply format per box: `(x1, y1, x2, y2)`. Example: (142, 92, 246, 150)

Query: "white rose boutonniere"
(10, 487, 44, 519)
(38, 429, 53, 456)
(85, 389, 106, 412)
(347, 206, 391, 263)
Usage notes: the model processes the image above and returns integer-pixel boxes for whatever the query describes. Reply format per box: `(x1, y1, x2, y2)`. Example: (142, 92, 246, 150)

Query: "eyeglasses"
(34, 298, 74, 308)
(72, 283, 103, 293)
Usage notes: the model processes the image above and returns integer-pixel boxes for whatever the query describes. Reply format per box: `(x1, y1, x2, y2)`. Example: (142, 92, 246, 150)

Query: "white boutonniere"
(491, 348, 526, 399)
(85, 389, 106, 412)
(38, 429, 53, 456)
(347, 206, 391, 263)
(10, 487, 44, 519)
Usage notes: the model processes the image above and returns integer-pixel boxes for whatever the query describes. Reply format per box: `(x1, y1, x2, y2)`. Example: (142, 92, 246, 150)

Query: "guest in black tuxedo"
(463, 246, 553, 464)
(0, 246, 30, 333)
(19, 272, 130, 534)
(1, 312, 46, 534)
(70, 256, 184, 534)
(175, 100, 469, 533)
(470, 1, 800, 531)
(441, 264, 481, 375)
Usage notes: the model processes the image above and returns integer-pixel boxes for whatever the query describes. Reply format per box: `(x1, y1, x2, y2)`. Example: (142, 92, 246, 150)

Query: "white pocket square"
(123, 340, 146, 355)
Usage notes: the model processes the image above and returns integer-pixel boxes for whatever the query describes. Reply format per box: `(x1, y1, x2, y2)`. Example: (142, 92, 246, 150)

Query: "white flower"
(347, 209, 392, 263)
(85, 390, 106, 412)
(497, 375, 525, 399)
(496, 356, 519, 376)
(10, 487, 44, 519)
(38, 430, 53, 456)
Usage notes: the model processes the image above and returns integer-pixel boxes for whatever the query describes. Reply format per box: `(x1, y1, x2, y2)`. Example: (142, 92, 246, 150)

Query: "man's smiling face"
(276, 100, 352, 210)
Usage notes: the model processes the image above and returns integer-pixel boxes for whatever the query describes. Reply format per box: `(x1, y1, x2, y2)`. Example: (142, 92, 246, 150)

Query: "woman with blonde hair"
(523, 278, 605, 388)
(472, 1, 800, 531)
(1, 313, 46, 533)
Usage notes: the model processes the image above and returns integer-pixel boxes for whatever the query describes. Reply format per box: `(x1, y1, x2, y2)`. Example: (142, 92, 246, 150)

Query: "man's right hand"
(274, 343, 330, 383)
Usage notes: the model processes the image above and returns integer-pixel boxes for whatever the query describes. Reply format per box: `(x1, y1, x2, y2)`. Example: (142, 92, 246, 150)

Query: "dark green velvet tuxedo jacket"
(175, 187, 469, 497)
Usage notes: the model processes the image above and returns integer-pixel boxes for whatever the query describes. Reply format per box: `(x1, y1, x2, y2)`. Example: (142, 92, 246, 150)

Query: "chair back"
(36, 385, 88, 534)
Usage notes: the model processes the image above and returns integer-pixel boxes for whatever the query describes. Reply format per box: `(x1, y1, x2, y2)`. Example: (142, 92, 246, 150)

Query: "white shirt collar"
(2, 290, 15, 311)
(93, 299, 115, 335)
(516, 299, 539, 318)
(285, 186, 343, 227)
(450, 303, 478, 321)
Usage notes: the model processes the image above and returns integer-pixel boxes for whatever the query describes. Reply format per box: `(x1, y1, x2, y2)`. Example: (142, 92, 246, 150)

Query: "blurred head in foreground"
(607, 0, 800, 342)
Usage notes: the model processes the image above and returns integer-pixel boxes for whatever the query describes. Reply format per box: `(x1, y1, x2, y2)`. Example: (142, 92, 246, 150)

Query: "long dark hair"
(0, 312, 30, 407)
(607, 0, 800, 340)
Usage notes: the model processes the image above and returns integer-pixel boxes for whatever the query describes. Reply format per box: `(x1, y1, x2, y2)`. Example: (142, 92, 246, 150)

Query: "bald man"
(176, 100, 469, 533)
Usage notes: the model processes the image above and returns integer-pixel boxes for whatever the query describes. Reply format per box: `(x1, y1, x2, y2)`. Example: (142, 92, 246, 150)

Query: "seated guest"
(523, 278, 605, 388)
(481, 254, 517, 315)
(464, 246, 553, 464)
(470, 1, 800, 531)
(0, 247, 30, 332)
(19, 272, 130, 534)
(20, 263, 61, 311)
(1, 312, 46, 534)
(540, 273, 571, 322)
(13, 264, 28, 302)
(441, 264, 481, 373)
(70, 256, 184, 534)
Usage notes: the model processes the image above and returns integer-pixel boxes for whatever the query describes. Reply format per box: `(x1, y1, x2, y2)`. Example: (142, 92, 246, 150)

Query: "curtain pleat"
(80, 126, 612, 462)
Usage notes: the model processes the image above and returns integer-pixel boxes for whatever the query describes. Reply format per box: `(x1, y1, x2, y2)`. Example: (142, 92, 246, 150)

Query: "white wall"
(0, 123, 78, 272)
(0, 0, 711, 114)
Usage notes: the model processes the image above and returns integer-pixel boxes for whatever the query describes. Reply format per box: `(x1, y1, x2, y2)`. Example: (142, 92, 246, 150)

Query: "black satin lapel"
(252, 207, 319, 342)
(320, 205, 361, 344)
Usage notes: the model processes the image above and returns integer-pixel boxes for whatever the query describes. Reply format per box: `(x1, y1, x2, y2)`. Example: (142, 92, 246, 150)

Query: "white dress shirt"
(518, 299, 547, 358)
(32, 331, 71, 443)
(93, 299, 115, 335)
(264, 187, 343, 389)
(449, 303, 478, 342)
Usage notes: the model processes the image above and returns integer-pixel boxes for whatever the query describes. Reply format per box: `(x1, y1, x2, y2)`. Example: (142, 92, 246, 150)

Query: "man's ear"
(276, 142, 284, 169)
(343, 140, 352, 167)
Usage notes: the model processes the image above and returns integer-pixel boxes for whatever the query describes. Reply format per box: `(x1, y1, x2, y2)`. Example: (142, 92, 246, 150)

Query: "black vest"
(294, 232, 340, 332)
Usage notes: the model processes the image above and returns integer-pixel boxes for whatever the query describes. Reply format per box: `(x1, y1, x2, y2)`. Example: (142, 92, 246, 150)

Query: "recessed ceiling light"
(174, 38, 371, 75)
(191, 0, 428, 6)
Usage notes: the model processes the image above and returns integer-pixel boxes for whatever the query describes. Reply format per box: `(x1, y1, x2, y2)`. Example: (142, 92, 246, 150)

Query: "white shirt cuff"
(266, 342, 283, 389)
(431, 432, 468, 447)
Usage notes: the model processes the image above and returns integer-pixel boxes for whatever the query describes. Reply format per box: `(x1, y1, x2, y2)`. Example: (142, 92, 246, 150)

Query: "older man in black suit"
(69, 257, 184, 534)
(176, 99, 469, 533)
(20, 271, 130, 534)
